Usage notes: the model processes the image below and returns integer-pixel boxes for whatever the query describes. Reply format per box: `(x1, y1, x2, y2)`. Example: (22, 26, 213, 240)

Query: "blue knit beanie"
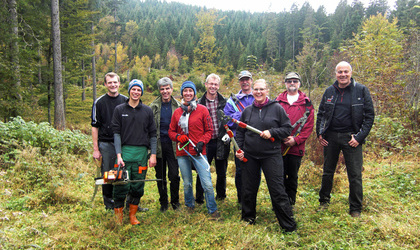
(128, 79, 144, 96)
(180, 81, 197, 97)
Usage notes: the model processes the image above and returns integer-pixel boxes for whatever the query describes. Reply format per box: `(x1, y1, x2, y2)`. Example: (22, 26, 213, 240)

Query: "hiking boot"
(317, 202, 329, 212)
(210, 210, 222, 221)
(171, 202, 181, 210)
(160, 204, 168, 213)
(186, 206, 195, 214)
(350, 211, 361, 218)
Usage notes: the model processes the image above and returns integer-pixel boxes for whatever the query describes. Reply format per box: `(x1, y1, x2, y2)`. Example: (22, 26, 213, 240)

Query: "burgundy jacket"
(276, 90, 314, 156)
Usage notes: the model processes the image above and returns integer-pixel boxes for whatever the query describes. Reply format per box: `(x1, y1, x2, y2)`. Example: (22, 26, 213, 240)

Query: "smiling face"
(253, 80, 268, 104)
(104, 75, 120, 96)
(285, 78, 300, 94)
(129, 86, 142, 101)
(182, 88, 195, 102)
(159, 84, 173, 103)
(335, 63, 352, 88)
(205, 78, 220, 97)
(239, 77, 253, 94)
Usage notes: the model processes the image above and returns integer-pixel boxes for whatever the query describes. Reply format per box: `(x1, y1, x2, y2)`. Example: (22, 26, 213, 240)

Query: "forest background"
(0, 0, 419, 249)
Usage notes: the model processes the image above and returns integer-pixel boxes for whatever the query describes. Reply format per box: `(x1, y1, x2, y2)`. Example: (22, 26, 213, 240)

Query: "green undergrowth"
(0, 118, 419, 249)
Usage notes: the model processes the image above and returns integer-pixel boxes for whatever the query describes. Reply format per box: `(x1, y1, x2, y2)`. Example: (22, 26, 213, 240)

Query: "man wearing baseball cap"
(111, 79, 157, 225)
(276, 72, 314, 207)
(223, 70, 255, 208)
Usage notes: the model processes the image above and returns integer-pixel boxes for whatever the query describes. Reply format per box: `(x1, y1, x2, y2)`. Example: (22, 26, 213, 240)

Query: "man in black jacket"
(91, 72, 127, 210)
(316, 61, 375, 218)
(195, 73, 230, 202)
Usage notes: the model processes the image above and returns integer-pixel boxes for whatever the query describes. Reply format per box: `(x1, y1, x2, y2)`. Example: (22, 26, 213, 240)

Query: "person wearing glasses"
(235, 79, 296, 232)
(276, 72, 314, 207)
(223, 70, 255, 208)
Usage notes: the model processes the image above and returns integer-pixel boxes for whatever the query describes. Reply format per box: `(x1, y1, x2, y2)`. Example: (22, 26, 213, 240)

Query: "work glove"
(176, 134, 189, 144)
(194, 141, 204, 154)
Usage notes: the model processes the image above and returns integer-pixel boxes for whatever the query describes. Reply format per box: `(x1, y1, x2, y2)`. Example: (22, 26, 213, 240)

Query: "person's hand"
(283, 136, 296, 147)
(117, 154, 125, 167)
(177, 134, 189, 143)
(93, 149, 101, 159)
(235, 149, 244, 161)
(149, 154, 157, 168)
(318, 135, 328, 147)
(348, 135, 359, 148)
(260, 130, 272, 140)
(194, 141, 204, 154)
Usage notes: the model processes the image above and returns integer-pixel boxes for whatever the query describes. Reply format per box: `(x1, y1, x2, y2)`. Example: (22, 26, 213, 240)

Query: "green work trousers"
(113, 145, 148, 208)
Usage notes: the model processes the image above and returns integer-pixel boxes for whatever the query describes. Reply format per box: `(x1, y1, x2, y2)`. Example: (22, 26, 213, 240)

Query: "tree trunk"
(82, 60, 86, 101)
(92, 22, 97, 101)
(8, 0, 21, 118)
(51, 0, 66, 130)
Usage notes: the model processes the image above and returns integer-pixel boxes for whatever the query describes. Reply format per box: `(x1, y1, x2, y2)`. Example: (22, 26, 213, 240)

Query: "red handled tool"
(224, 124, 247, 162)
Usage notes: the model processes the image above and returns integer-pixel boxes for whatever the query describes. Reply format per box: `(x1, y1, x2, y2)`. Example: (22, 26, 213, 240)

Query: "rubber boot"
(129, 204, 141, 225)
(114, 207, 124, 225)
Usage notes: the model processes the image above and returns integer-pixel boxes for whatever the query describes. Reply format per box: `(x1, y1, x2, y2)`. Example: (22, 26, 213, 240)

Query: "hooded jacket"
(236, 100, 292, 159)
(276, 90, 314, 156)
(316, 78, 375, 144)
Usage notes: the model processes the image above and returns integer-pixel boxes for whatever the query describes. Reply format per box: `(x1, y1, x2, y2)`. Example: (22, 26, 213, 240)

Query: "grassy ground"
(0, 143, 418, 249)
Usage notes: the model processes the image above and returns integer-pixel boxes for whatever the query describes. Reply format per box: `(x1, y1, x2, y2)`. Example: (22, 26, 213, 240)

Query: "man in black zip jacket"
(91, 72, 127, 211)
(316, 61, 375, 218)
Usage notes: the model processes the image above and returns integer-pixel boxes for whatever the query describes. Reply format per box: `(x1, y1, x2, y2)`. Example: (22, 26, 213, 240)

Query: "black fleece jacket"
(236, 100, 291, 159)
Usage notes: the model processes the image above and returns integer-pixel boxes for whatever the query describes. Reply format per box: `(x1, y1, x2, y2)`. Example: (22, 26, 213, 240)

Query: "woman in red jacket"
(168, 81, 220, 219)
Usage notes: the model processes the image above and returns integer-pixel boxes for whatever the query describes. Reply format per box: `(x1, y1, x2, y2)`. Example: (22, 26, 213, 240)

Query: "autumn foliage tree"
(343, 14, 405, 117)
(193, 9, 220, 73)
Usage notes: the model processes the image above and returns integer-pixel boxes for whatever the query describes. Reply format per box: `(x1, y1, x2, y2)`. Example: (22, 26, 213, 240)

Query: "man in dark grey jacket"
(196, 73, 230, 202)
(316, 61, 375, 218)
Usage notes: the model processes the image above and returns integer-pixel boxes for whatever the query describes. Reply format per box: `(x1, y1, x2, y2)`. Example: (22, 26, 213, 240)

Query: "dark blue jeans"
(319, 131, 363, 213)
(196, 139, 228, 201)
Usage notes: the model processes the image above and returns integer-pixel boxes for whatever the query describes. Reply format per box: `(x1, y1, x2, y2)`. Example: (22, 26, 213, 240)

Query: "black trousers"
(98, 141, 116, 210)
(241, 153, 296, 232)
(155, 141, 180, 208)
(283, 154, 303, 205)
(319, 131, 363, 213)
(196, 139, 228, 201)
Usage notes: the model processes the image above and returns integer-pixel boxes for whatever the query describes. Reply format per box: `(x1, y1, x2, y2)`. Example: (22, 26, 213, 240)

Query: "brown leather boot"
(114, 207, 124, 225)
(129, 204, 141, 225)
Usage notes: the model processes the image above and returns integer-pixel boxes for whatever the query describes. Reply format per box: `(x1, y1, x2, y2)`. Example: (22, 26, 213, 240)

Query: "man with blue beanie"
(111, 79, 157, 225)
(169, 81, 221, 220)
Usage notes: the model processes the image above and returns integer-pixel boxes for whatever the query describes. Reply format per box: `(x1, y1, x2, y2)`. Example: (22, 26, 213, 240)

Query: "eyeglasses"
(286, 80, 299, 84)
(253, 88, 266, 92)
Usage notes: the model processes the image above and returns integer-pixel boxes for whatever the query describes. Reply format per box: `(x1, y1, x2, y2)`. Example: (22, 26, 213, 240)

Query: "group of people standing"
(91, 61, 374, 232)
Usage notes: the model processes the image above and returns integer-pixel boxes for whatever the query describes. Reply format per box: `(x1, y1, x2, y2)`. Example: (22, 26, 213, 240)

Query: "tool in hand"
(224, 124, 247, 162)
